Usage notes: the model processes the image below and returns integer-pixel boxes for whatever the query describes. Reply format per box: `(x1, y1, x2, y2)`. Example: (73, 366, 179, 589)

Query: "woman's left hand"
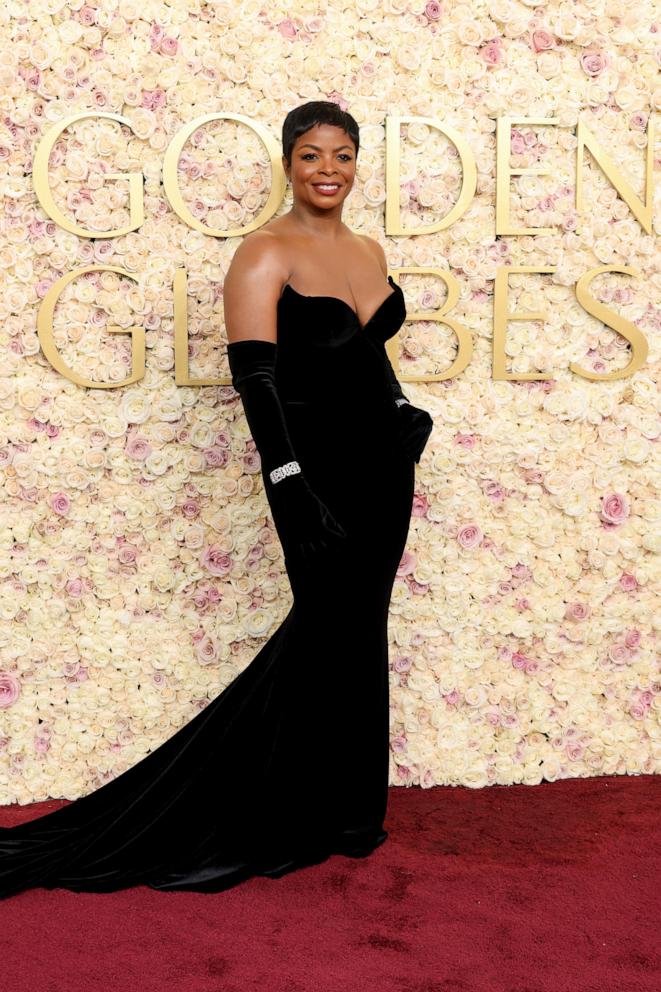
(395, 403, 433, 463)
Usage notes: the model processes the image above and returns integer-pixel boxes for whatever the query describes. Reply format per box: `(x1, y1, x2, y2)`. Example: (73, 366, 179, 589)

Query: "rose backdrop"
(0, 0, 659, 802)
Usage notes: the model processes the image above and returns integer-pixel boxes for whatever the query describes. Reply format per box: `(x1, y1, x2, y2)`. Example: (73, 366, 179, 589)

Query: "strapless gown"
(0, 274, 415, 897)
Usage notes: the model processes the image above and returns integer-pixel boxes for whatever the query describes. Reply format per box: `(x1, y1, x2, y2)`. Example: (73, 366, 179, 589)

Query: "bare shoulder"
(223, 229, 289, 344)
(357, 233, 388, 275)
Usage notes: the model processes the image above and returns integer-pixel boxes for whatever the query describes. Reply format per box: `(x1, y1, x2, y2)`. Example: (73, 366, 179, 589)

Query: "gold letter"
(37, 266, 145, 387)
(33, 112, 145, 237)
(385, 116, 477, 235)
(163, 113, 285, 237)
(388, 269, 472, 381)
(576, 118, 654, 234)
(495, 117, 558, 236)
(174, 267, 224, 385)
(493, 266, 556, 380)
(572, 266, 647, 380)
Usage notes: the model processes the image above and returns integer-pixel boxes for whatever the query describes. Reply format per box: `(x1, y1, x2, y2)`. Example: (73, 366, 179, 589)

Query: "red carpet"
(1, 774, 659, 992)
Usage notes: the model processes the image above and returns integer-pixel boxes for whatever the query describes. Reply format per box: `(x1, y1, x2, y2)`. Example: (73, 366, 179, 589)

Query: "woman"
(0, 101, 432, 899)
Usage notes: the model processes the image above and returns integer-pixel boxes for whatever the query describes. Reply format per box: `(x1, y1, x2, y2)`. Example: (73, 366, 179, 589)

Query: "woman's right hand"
(266, 473, 348, 564)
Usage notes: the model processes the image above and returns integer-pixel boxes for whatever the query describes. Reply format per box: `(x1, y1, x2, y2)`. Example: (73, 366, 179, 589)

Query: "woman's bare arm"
(223, 231, 289, 344)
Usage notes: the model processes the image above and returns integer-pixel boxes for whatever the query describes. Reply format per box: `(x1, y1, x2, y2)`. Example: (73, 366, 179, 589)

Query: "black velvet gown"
(0, 275, 415, 898)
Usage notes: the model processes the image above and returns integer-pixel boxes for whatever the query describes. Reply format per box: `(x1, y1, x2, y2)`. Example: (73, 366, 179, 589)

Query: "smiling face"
(283, 123, 357, 209)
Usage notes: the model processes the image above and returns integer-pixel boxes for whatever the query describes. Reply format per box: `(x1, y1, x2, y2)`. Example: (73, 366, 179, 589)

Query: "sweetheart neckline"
(280, 274, 403, 332)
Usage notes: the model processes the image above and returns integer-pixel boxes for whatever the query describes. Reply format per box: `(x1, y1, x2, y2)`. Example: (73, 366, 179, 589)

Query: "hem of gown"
(144, 826, 389, 893)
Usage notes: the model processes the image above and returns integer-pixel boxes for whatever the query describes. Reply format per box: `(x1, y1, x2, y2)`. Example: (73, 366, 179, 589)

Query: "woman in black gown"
(0, 101, 432, 899)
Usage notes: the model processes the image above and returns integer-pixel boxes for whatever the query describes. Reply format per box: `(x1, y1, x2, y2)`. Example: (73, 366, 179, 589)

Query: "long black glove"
(227, 338, 347, 563)
(384, 350, 433, 464)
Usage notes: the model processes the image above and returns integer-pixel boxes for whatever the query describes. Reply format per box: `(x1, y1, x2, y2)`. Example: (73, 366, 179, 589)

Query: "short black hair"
(282, 101, 359, 167)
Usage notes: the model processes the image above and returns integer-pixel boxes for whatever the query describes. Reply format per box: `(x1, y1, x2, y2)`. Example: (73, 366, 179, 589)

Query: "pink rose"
(480, 39, 504, 66)
(396, 550, 416, 576)
(0, 673, 20, 708)
(277, 18, 297, 38)
(619, 572, 638, 591)
(327, 92, 349, 112)
(201, 544, 232, 577)
(565, 601, 590, 621)
(624, 629, 641, 649)
(630, 112, 648, 131)
(608, 643, 630, 666)
(511, 563, 532, 580)
(485, 482, 506, 502)
(241, 450, 262, 474)
(50, 492, 70, 516)
(182, 499, 201, 519)
(160, 36, 178, 56)
(600, 492, 630, 525)
(510, 129, 527, 154)
(126, 435, 152, 460)
(205, 446, 228, 469)
(580, 50, 607, 76)
(34, 735, 51, 754)
(425, 1, 442, 20)
(457, 523, 483, 550)
(196, 635, 217, 666)
(118, 544, 138, 565)
(390, 735, 407, 753)
(65, 578, 84, 598)
(411, 492, 429, 517)
(455, 432, 477, 448)
(629, 701, 647, 720)
(143, 88, 167, 110)
(531, 29, 555, 52)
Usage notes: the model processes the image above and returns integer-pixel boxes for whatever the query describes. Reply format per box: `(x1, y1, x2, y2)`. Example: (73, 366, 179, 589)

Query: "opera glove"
(227, 338, 347, 563)
(384, 350, 433, 464)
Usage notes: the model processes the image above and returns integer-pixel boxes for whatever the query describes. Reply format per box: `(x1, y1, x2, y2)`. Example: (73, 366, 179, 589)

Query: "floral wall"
(0, 0, 659, 803)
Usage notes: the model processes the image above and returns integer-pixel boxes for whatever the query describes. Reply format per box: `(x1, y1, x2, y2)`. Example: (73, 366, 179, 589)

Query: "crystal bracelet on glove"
(269, 460, 301, 484)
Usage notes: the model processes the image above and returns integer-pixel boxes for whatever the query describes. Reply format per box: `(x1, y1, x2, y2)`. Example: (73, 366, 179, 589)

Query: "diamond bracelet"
(395, 398, 410, 407)
(269, 460, 301, 484)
